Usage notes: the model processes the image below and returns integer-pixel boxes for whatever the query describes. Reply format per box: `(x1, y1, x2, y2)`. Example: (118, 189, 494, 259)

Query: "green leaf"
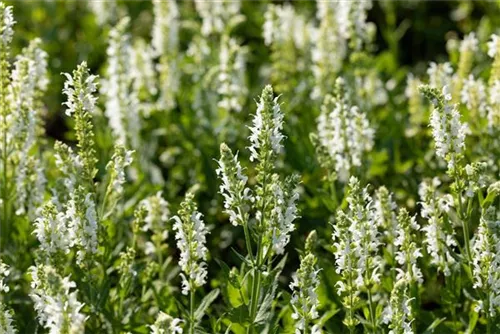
(422, 317, 446, 334)
(195, 289, 220, 322)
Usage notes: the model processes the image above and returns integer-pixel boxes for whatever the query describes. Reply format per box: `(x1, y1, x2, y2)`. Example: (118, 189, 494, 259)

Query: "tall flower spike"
(194, 0, 241, 36)
(382, 278, 414, 334)
(315, 77, 374, 182)
(0, 3, 15, 47)
(461, 75, 486, 117)
(152, 0, 179, 111)
(105, 145, 134, 199)
(66, 186, 99, 266)
(394, 209, 423, 284)
(33, 201, 70, 257)
(140, 191, 170, 256)
(150, 312, 183, 334)
(427, 62, 453, 90)
(419, 178, 457, 276)
(172, 193, 209, 295)
(471, 206, 500, 317)
(333, 177, 381, 329)
(103, 17, 141, 149)
(62, 61, 99, 185)
(290, 253, 322, 334)
(332, 210, 360, 329)
(248, 85, 284, 164)
(216, 143, 252, 227)
(374, 186, 398, 270)
(487, 34, 500, 85)
(217, 35, 247, 114)
(419, 85, 467, 171)
(454, 32, 478, 100)
(30, 264, 86, 333)
(152, 0, 179, 58)
(266, 173, 300, 256)
(0, 259, 16, 333)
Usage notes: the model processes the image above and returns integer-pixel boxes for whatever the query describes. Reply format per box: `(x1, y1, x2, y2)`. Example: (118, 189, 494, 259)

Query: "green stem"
(243, 222, 254, 264)
(247, 235, 263, 334)
(367, 287, 376, 334)
(190, 283, 195, 334)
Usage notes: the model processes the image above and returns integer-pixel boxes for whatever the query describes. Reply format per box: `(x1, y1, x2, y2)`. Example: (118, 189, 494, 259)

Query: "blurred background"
(6, 0, 500, 136)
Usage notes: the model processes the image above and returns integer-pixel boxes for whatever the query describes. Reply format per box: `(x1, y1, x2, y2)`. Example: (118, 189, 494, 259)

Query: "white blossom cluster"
(152, 0, 179, 112)
(217, 36, 247, 114)
(419, 178, 457, 276)
(141, 191, 170, 255)
(0, 260, 15, 334)
(172, 193, 209, 295)
(263, 4, 313, 49)
(152, 0, 179, 58)
(216, 143, 252, 227)
(421, 85, 467, 170)
(316, 78, 374, 183)
(106, 146, 134, 197)
(0, 3, 14, 46)
(194, 0, 241, 36)
(461, 75, 486, 116)
(487, 34, 500, 130)
(290, 254, 322, 334)
(102, 17, 141, 150)
(87, 0, 117, 26)
(29, 265, 86, 334)
(394, 209, 423, 284)
(334, 177, 382, 293)
(9, 39, 48, 218)
(382, 278, 414, 334)
(267, 174, 300, 255)
(471, 206, 500, 317)
(464, 162, 488, 198)
(131, 39, 157, 99)
(311, 1, 373, 99)
(248, 85, 284, 163)
(150, 312, 183, 334)
(34, 65, 100, 266)
(427, 62, 453, 90)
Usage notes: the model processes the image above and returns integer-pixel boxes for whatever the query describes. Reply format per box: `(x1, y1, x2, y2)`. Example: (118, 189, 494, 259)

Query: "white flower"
(419, 179, 457, 276)
(461, 75, 486, 115)
(427, 62, 453, 89)
(33, 202, 70, 256)
(30, 265, 86, 334)
(267, 174, 300, 255)
(0, 261, 10, 294)
(150, 312, 183, 334)
(217, 36, 247, 114)
(102, 17, 141, 149)
(487, 34, 500, 59)
(0, 304, 16, 334)
(216, 143, 252, 227)
(471, 207, 500, 317)
(65, 188, 99, 265)
(152, 0, 179, 57)
(0, 4, 15, 46)
(141, 191, 170, 234)
(194, 0, 240, 36)
(459, 32, 478, 53)
(382, 278, 414, 334)
(422, 85, 468, 169)
(248, 85, 284, 163)
(290, 254, 321, 334)
(106, 146, 134, 196)
(316, 78, 374, 182)
(172, 193, 209, 295)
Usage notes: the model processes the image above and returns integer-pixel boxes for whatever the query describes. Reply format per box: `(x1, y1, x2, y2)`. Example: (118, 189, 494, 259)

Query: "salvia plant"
(2, 1, 500, 334)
